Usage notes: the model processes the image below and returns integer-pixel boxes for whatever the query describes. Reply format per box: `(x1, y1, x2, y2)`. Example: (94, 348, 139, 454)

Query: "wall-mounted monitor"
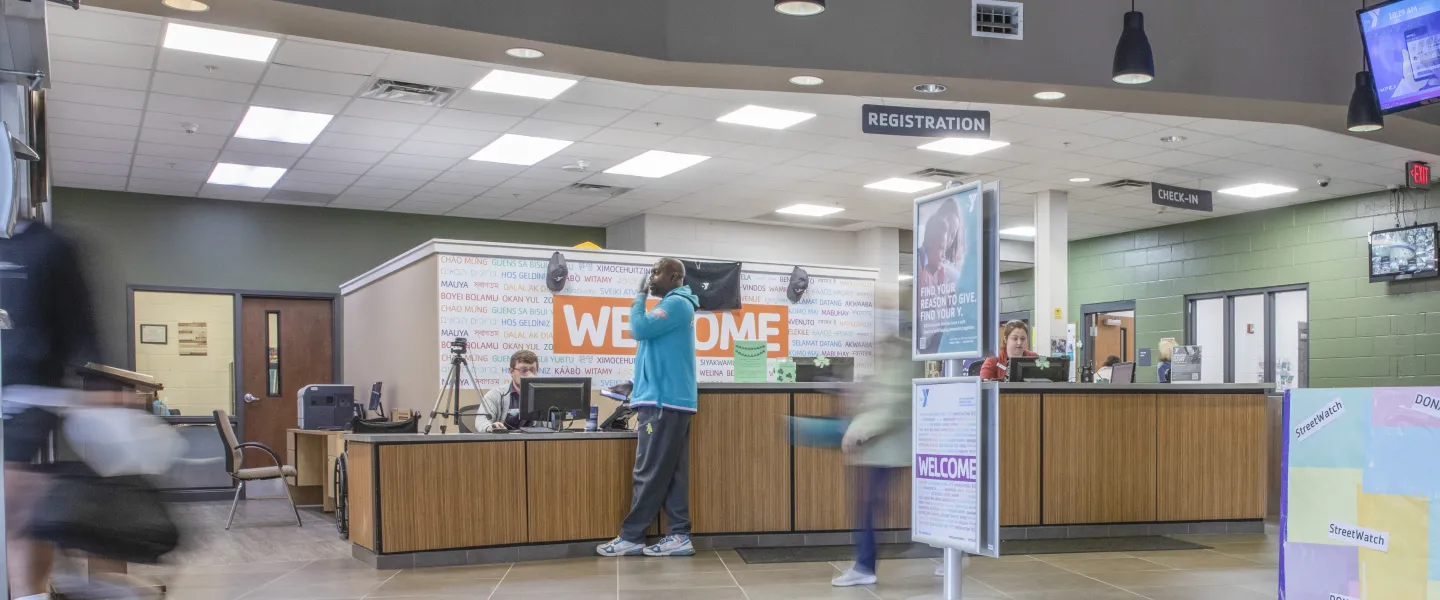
(1369, 223, 1439, 282)
(1358, 0, 1440, 114)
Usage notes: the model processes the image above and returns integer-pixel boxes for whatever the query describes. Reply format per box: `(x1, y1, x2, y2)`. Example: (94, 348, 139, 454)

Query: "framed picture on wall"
(140, 324, 167, 345)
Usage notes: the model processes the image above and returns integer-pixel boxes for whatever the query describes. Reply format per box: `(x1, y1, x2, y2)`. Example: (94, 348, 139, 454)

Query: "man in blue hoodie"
(598, 258, 700, 558)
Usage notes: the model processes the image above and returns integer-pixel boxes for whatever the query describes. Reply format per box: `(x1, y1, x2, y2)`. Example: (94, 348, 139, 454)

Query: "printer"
(297, 384, 355, 430)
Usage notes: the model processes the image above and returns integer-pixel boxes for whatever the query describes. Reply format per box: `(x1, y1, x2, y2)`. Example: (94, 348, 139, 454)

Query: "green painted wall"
(1007, 190, 1438, 386)
(1000, 268, 1034, 317)
(51, 188, 605, 367)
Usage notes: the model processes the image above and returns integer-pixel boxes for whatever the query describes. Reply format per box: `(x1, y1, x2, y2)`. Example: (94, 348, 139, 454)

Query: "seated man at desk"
(477, 350, 539, 431)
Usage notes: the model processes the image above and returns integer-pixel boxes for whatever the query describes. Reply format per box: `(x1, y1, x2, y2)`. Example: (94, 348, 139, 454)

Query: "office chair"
(967, 360, 984, 376)
(212, 410, 301, 529)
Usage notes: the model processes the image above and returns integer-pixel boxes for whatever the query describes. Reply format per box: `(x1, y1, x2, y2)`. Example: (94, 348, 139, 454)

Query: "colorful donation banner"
(912, 182, 985, 360)
(437, 254, 875, 389)
(1282, 387, 1440, 599)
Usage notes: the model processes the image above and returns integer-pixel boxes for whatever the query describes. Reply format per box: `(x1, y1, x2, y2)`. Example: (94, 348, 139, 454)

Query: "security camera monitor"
(1369, 223, 1439, 282)
(1358, 0, 1440, 114)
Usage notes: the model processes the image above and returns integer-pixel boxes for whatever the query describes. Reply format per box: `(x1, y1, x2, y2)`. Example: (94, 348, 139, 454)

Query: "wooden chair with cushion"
(213, 410, 302, 529)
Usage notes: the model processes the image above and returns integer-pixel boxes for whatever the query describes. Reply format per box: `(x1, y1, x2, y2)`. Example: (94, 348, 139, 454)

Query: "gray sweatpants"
(620, 405, 693, 543)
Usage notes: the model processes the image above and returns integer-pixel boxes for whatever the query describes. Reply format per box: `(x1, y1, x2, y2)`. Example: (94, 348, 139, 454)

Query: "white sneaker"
(643, 534, 696, 556)
(596, 537, 644, 557)
(832, 568, 877, 587)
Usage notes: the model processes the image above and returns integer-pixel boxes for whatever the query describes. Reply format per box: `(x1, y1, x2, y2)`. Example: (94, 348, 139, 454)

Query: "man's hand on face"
(638, 274, 652, 295)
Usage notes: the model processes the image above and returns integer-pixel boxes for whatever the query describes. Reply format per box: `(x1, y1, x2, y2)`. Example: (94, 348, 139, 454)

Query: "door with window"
(240, 297, 334, 456)
(1186, 286, 1307, 389)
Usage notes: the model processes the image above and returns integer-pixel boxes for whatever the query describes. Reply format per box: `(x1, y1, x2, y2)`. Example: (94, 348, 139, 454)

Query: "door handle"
(244, 393, 261, 404)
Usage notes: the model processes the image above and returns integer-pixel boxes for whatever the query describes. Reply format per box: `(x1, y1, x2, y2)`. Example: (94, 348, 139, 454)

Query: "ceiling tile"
(447, 160, 527, 178)
(494, 178, 570, 193)
(721, 144, 807, 164)
(558, 81, 663, 110)
(48, 101, 142, 127)
(342, 98, 438, 124)
(48, 60, 151, 91)
(447, 203, 515, 219)
(782, 153, 868, 171)
(584, 128, 674, 149)
(132, 154, 212, 172)
(375, 52, 488, 88)
(390, 200, 458, 215)
(447, 92, 548, 117)
(129, 166, 208, 183)
(200, 184, 269, 202)
(325, 117, 420, 139)
(224, 137, 310, 158)
(530, 102, 630, 127)
(429, 173, 507, 189)
(341, 185, 411, 200)
(402, 192, 473, 206)
(314, 132, 402, 152)
(1181, 118, 1275, 137)
(53, 161, 131, 177)
(273, 179, 348, 195)
(147, 94, 248, 121)
(376, 154, 458, 171)
(53, 172, 128, 189)
(1124, 113, 1203, 127)
(508, 118, 602, 141)
(47, 82, 147, 110)
(294, 157, 375, 175)
(409, 125, 501, 146)
(422, 180, 494, 195)
(50, 133, 135, 153)
(330, 195, 401, 209)
(638, 93, 734, 120)
(303, 145, 388, 164)
(250, 86, 352, 114)
(136, 142, 220, 162)
(51, 147, 133, 165)
(1006, 107, 1110, 130)
(150, 72, 256, 103)
(217, 150, 298, 169)
(261, 64, 369, 97)
(48, 8, 162, 46)
(154, 49, 268, 84)
(127, 178, 203, 196)
(1128, 150, 1211, 169)
(1069, 116, 1173, 140)
(610, 111, 705, 136)
(272, 39, 388, 75)
(359, 170, 437, 187)
(394, 140, 479, 159)
(282, 170, 360, 186)
(139, 127, 228, 150)
(49, 36, 155, 69)
(428, 109, 524, 133)
(516, 165, 592, 182)
(142, 111, 236, 137)
(266, 190, 337, 205)
(480, 187, 548, 202)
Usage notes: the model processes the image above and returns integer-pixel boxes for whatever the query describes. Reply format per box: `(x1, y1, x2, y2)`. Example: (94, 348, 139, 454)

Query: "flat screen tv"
(1369, 223, 1439, 282)
(1358, 0, 1440, 114)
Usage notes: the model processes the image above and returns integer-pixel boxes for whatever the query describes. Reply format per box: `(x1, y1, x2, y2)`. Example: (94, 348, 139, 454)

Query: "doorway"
(1081, 300, 1136, 369)
(240, 297, 335, 459)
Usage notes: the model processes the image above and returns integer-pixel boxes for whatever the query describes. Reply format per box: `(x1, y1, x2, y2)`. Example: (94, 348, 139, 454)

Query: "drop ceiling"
(42, 6, 1438, 240)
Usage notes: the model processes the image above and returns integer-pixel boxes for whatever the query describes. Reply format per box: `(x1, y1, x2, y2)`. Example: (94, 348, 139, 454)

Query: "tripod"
(424, 339, 488, 434)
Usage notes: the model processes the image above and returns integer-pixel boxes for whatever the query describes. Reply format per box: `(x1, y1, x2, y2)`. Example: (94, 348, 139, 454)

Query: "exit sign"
(1408, 161, 1432, 190)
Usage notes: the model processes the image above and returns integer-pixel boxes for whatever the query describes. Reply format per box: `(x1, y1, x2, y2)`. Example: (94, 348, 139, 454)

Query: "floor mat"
(732, 536, 1211, 564)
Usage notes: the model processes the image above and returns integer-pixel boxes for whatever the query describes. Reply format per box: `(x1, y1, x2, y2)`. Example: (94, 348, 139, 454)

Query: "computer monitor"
(368, 382, 384, 415)
(519, 377, 592, 424)
(1007, 357, 1071, 383)
(1109, 362, 1136, 384)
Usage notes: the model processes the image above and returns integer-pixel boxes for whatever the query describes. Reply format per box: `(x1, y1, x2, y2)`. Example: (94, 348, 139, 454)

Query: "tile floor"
(139, 502, 1280, 600)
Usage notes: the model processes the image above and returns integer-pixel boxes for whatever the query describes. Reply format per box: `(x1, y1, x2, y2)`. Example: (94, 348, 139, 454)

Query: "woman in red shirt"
(979, 320, 1039, 381)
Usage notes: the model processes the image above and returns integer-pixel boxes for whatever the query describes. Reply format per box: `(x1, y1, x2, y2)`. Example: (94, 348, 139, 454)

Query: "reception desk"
(346, 382, 1271, 568)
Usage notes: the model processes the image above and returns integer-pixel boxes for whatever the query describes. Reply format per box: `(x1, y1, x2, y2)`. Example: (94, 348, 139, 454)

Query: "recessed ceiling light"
(716, 105, 817, 130)
(865, 178, 942, 193)
(505, 48, 545, 59)
(208, 163, 286, 188)
(469, 134, 574, 166)
(1069, 177, 1091, 183)
(918, 138, 1010, 156)
(914, 83, 947, 94)
(1033, 91, 1066, 100)
(605, 151, 710, 178)
(161, 0, 210, 11)
(234, 106, 333, 145)
(774, 0, 825, 16)
(1160, 135, 1187, 143)
(1000, 226, 1037, 237)
(776, 204, 844, 217)
(789, 75, 825, 87)
(162, 23, 277, 62)
(471, 69, 577, 99)
(1218, 183, 1297, 198)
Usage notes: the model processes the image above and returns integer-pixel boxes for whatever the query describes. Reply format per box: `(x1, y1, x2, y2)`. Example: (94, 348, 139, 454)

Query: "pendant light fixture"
(775, 0, 825, 16)
(1347, 0, 1384, 132)
(1111, 0, 1155, 85)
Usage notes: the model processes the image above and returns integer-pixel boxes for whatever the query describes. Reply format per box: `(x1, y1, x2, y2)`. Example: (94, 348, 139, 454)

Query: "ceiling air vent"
(565, 183, 633, 196)
(359, 79, 459, 107)
(1100, 179, 1149, 190)
(911, 168, 972, 180)
(972, 0, 1023, 40)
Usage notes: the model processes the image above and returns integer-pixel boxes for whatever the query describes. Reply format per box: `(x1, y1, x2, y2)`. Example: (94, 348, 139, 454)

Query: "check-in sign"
(1151, 183, 1213, 212)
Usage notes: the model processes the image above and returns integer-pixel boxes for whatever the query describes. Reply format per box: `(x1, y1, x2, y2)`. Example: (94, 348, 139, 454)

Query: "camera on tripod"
(449, 337, 467, 356)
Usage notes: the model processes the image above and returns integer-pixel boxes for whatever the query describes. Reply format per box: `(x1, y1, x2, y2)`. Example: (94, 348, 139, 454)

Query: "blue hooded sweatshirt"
(629, 285, 700, 412)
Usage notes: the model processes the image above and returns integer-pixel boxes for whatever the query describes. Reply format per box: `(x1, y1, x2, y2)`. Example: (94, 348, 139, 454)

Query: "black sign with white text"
(1150, 183, 1213, 212)
(861, 104, 991, 138)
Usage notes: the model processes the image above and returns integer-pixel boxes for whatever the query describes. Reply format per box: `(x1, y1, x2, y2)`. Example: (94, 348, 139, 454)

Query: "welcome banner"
(437, 253, 875, 389)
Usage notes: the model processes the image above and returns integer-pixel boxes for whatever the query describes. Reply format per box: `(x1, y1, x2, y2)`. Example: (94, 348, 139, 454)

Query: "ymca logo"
(702, 282, 710, 290)
(922, 389, 930, 407)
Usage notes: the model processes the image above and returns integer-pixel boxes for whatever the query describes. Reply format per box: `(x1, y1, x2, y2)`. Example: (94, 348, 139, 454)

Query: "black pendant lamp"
(1111, 0, 1155, 85)
(1347, 1, 1384, 132)
(775, 0, 825, 16)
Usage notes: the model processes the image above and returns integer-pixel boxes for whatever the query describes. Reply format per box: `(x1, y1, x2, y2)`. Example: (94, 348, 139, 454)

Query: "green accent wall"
(1000, 268, 1034, 317)
(1008, 190, 1437, 386)
(51, 188, 605, 367)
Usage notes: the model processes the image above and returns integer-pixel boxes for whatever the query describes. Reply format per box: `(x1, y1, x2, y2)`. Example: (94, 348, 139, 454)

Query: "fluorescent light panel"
(1000, 226, 1036, 237)
(469, 134, 573, 166)
(208, 163, 286, 188)
(235, 106, 333, 144)
(865, 178, 940, 193)
(1218, 183, 1297, 198)
(605, 151, 710, 178)
(717, 105, 816, 130)
(162, 23, 276, 62)
(919, 138, 1010, 156)
(471, 69, 577, 99)
(776, 204, 844, 217)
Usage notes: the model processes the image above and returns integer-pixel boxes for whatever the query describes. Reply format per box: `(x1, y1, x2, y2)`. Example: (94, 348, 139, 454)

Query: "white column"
(856, 227, 901, 337)
(1033, 191, 1068, 355)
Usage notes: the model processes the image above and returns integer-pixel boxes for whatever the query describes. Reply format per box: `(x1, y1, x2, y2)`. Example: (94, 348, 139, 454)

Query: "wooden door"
(241, 297, 334, 455)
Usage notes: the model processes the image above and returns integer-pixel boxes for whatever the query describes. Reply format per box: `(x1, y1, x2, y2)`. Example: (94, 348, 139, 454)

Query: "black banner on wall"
(861, 104, 991, 138)
(1150, 183, 1213, 212)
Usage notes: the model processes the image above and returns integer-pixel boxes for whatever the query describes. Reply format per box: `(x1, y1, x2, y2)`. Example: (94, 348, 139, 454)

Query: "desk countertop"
(346, 430, 638, 443)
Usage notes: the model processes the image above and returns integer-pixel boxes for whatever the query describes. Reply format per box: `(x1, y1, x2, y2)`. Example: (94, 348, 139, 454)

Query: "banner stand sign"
(912, 182, 987, 361)
(912, 377, 1001, 560)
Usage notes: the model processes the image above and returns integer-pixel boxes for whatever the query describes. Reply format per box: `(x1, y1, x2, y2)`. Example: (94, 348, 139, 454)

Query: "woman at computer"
(978, 320, 1039, 381)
